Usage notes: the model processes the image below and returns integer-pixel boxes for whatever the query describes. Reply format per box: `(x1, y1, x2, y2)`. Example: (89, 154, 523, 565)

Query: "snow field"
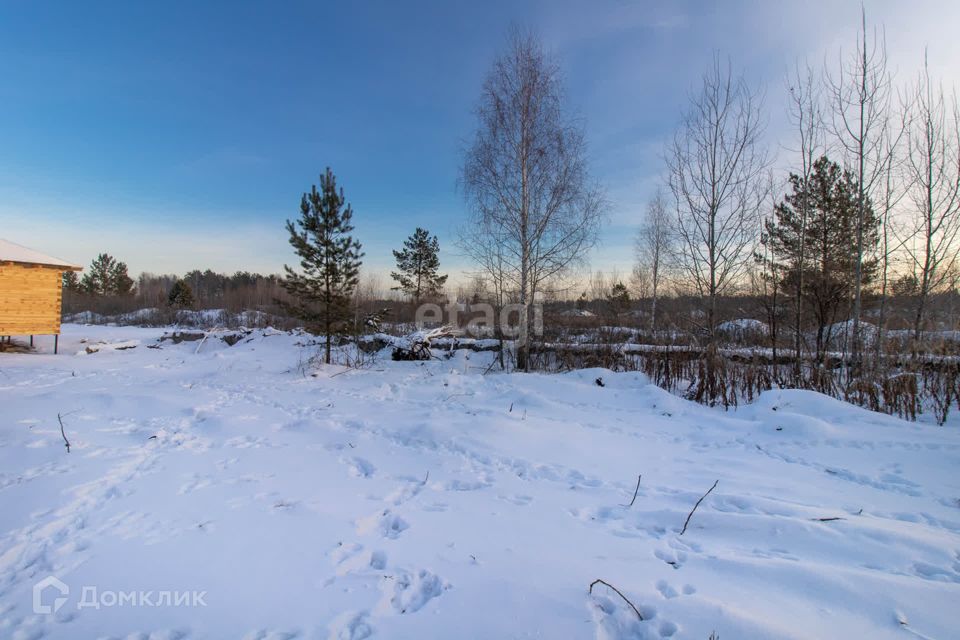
(0, 325, 958, 639)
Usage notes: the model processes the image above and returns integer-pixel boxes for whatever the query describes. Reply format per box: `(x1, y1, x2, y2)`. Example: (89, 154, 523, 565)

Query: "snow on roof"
(0, 238, 82, 270)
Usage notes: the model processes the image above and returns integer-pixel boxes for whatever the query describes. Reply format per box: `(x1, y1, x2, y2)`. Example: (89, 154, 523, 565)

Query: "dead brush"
(688, 344, 736, 409)
(737, 355, 774, 404)
(640, 350, 693, 395)
(808, 364, 839, 396)
(921, 362, 958, 425)
(845, 376, 882, 413)
(882, 372, 919, 421)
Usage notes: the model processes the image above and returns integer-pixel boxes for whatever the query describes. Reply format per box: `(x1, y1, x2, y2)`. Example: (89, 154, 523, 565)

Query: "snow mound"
(716, 318, 769, 338)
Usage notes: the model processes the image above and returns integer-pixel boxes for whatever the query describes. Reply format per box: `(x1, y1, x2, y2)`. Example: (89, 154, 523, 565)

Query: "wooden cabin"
(0, 239, 82, 353)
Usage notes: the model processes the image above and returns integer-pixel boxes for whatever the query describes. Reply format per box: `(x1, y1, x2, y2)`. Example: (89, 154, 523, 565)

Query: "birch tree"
(874, 101, 910, 357)
(825, 8, 891, 365)
(461, 28, 605, 371)
(667, 55, 769, 338)
(635, 188, 672, 332)
(903, 52, 960, 343)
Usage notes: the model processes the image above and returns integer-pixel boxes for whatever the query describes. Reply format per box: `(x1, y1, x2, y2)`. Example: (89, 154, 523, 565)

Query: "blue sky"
(2, 0, 958, 286)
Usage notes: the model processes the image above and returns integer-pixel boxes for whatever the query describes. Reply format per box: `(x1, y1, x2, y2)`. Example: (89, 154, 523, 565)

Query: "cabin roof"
(0, 238, 83, 270)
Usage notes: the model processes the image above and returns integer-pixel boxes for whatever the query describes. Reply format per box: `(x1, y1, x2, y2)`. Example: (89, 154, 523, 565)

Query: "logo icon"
(33, 576, 69, 614)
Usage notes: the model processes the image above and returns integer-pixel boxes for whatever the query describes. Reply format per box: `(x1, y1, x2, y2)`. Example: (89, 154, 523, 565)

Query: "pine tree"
(576, 292, 589, 311)
(80, 253, 134, 296)
(62, 271, 80, 292)
(111, 261, 134, 295)
(282, 168, 364, 364)
(766, 156, 879, 360)
(167, 279, 195, 308)
(606, 282, 631, 324)
(390, 227, 447, 304)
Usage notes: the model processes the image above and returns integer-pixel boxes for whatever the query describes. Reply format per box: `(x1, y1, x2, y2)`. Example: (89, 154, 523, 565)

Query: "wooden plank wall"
(0, 263, 64, 335)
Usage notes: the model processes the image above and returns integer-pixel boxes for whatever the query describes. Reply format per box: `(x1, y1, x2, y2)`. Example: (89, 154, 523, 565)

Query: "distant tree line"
(62, 260, 297, 319)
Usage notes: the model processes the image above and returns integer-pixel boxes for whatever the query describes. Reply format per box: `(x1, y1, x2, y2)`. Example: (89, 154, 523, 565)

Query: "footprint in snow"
(913, 561, 960, 583)
(356, 509, 409, 539)
(327, 611, 374, 640)
(330, 541, 364, 565)
(656, 580, 697, 600)
(225, 435, 269, 449)
(342, 456, 376, 478)
(588, 592, 658, 639)
(330, 542, 388, 576)
(383, 479, 423, 505)
(377, 568, 449, 615)
(656, 580, 679, 599)
(442, 478, 491, 492)
(659, 621, 679, 637)
(655, 548, 687, 569)
(215, 456, 239, 471)
(178, 473, 214, 495)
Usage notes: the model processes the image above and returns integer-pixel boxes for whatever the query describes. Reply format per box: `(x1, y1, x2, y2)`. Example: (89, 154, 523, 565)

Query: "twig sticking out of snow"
(621, 474, 642, 507)
(811, 516, 845, 522)
(897, 611, 938, 640)
(588, 579, 643, 620)
(57, 413, 71, 453)
(680, 479, 718, 535)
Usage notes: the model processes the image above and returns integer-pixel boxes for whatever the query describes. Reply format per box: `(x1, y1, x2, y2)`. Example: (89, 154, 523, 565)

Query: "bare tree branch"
(621, 474, 642, 508)
(57, 412, 71, 453)
(902, 50, 960, 343)
(588, 579, 644, 620)
(680, 479, 718, 535)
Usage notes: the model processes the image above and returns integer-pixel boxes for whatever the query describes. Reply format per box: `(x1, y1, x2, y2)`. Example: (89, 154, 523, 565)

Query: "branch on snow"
(588, 579, 643, 621)
(57, 412, 71, 453)
(680, 479, 718, 535)
(621, 474, 642, 507)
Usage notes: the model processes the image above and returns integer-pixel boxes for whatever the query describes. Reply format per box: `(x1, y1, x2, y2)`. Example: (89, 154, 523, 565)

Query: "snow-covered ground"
(1, 324, 959, 640)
